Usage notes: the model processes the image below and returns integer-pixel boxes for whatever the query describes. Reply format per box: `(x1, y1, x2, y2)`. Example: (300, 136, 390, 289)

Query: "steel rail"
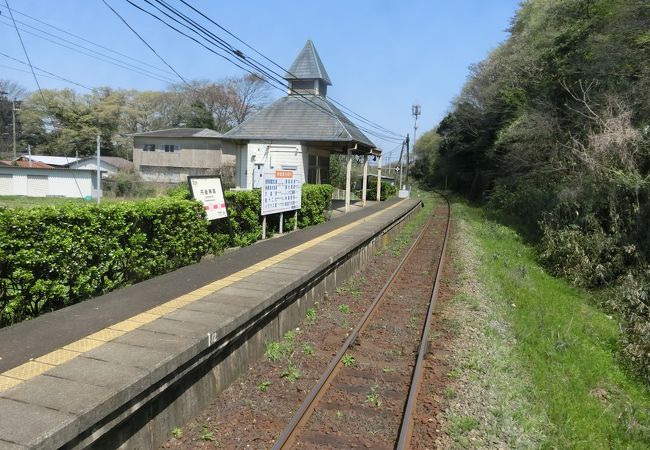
(273, 201, 436, 450)
(396, 192, 452, 449)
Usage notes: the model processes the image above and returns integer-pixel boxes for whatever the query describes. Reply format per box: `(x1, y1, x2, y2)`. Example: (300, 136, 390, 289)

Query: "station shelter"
(222, 40, 383, 211)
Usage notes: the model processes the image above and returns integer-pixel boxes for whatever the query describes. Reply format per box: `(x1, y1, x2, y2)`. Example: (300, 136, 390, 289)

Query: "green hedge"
(170, 183, 333, 252)
(365, 180, 397, 201)
(0, 184, 335, 327)
(0, 198, 212, 326)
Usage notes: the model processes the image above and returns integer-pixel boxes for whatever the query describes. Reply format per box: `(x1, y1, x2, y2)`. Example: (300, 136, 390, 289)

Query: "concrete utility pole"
(12, 99, 18, 160)
(361, 154, 368, 207)
(397, 139, 405, 189)
(345, 147, 352, 213)
(412, 104, 421, 156)
(409, 104, 420, 189)
(405, 133, 410, 189)
(376, 155, 382, 202)
(96, 134, 101, 204)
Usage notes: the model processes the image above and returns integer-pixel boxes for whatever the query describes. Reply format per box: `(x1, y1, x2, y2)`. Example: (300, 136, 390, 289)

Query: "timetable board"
(261, 169, 302, 215)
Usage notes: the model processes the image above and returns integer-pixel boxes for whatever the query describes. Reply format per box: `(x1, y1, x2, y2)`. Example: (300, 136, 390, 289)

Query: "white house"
(0, 164, 96, 198)
(66, 156, 133, 178)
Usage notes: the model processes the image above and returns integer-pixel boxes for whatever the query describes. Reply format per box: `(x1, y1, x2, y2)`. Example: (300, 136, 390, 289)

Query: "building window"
(163, 144, 180, 153)
(143, 144, 155, 152)
(307, 154, 329, 184)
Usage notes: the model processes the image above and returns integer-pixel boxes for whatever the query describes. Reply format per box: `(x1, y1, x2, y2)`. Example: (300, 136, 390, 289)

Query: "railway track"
(273, 195, 451, 449)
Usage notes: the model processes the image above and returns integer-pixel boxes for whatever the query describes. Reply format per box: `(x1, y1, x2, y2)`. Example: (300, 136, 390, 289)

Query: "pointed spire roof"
(284, 40, 332, 86)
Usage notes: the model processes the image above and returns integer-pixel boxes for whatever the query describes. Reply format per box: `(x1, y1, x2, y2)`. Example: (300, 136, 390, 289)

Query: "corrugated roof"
(0, 160, 53, 169)
(285, 40, 332, 86)
(129, 128, 223, 138)
(223, 95, 375, 149)
(69, 156, 134, 171)
(17, 155, 79, 166)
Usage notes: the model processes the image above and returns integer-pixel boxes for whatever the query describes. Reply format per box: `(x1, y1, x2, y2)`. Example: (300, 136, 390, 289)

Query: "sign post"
(261, 169, 302, 239)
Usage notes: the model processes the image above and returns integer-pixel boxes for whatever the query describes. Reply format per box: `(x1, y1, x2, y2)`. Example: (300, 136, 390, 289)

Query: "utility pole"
(96, 134, 101, 204)
(412, 104, 421, 154)
(405, 134, 410, 189)
(397, 139, 405, 189)
(12, 99, 19, 161)
(410, 104, 420, 189)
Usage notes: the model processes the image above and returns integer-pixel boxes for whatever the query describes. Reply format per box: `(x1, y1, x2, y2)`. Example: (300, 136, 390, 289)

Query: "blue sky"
(1, 0, 521, 161)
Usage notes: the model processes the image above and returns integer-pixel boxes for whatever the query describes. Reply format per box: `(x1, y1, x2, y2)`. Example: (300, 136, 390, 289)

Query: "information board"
(188, 176, 228, 221)
(261, 169, 302, 215)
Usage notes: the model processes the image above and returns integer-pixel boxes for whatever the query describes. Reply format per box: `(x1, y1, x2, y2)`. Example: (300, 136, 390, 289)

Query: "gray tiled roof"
(285, 40, 332, 86)
(223, 95, 375, 149)
(129, 128, 223, 138)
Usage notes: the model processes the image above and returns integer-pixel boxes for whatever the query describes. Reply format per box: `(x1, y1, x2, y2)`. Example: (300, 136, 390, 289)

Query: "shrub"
(298, 184, 333, 227)
(0, 198, 211, 326)
(611, 273, 650, 383)
(0, 182, 336, 326)
(365, 180, 397, 201)
(103, 172, 156, 198)
(539, 215, 625, 288)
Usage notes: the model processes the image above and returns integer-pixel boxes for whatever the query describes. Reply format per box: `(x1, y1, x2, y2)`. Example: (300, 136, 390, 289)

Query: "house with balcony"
(131, 128, 234, 183)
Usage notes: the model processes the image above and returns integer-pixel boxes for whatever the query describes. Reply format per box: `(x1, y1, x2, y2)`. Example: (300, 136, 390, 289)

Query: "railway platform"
(0, 197, 422, 449)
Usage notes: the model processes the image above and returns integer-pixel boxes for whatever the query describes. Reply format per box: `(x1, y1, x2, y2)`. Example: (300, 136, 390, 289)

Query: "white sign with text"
(261, 169, 302, 216)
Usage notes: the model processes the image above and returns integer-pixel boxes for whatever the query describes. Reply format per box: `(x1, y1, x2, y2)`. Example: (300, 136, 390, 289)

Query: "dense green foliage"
(365, 180, 397, 201)
(0, 198, 211, 326)
(297, 184, 333, 227)
(455, 202, 650, 447)
(170, 183, 333, 250)
(416, 0, 650, 380)
(0, 183, 334, 326)
(2, 74, 270, 159)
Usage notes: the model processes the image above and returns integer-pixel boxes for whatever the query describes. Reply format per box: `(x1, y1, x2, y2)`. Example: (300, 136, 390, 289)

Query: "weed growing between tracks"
(163, 195, 436, 448)
(439, 201, 650, 448)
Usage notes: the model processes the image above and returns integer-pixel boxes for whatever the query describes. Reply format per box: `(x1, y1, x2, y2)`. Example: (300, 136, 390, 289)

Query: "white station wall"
(239, 142, 305, 189)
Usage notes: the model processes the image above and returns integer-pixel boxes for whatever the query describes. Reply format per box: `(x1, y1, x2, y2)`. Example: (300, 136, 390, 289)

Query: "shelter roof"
(223, 95, 376, 152)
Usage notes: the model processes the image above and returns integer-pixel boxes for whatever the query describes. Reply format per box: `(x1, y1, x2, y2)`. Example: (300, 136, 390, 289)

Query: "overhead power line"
(0, 51, 98, 92)
(175, 0, 404, 141)
(118, 0, 404, 144)
(0, 17, 178, 84)
(154, 0, 404, 142)
(0, 3, 177, 78)
(4, 0, 47, 107)
(101, 0, 189, 85)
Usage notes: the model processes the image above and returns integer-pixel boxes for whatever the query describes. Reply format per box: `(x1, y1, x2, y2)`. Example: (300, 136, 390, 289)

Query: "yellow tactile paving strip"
(0, 202, 406, 392)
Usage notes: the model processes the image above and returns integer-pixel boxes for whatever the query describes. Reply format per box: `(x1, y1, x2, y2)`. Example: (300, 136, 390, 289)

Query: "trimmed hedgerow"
(0, 198, 211, 326)
(0, 184, 335, 326)
(298, 184, 333, 227)
(365, 180, 397, 201)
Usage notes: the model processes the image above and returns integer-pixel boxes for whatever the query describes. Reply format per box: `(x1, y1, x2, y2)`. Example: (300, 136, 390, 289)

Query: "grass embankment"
(443, 200, 650, 448)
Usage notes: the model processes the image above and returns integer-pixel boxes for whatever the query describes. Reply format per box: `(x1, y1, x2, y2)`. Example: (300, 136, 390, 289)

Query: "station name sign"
(188, 176, 228, 221)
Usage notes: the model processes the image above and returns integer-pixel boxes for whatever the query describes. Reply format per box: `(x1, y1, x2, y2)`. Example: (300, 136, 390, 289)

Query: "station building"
(222, 40, 381, 204)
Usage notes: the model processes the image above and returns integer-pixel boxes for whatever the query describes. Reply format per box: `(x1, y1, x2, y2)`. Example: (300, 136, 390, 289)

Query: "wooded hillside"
(417, 0, 650, 380)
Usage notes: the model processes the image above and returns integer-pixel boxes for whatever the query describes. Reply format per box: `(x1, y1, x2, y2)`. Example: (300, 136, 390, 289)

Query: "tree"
(0, 80, 27, 157)
(184, 101, 215, 129)
(226, 74, 271, 125)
